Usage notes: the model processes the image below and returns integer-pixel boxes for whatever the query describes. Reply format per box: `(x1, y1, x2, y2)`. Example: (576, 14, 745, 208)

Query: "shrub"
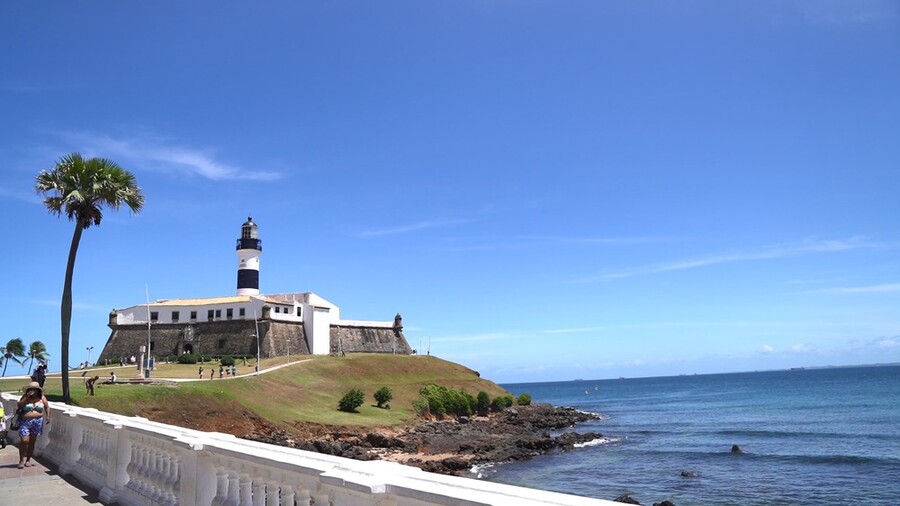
(338, 388, 365, 412)
(476, 391, 490, 416)
(417, 385, 476, 419)
(490, 395, 515, 412)
(177, 354, 199, 364)
(374, 387, 393, 408)
(412, 398, 429, 416)
(516, 393, 532, 406)
(219, 356, 236, 366)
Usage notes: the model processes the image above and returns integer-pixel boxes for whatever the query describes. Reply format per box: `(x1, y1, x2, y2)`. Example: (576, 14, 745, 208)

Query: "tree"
(26, 340, 50, 374)
(338, 388, 365, 412)
(35, 153, 145, 403)
(1, 338, 26, 376)
(373, 386, 393, 408)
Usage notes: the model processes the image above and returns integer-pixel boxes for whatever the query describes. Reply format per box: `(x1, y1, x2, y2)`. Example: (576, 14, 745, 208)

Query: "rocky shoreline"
(245, 403, 603, 476)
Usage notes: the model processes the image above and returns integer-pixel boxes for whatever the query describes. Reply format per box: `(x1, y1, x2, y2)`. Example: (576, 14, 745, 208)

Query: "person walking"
(85, 376, 100, 396)
(17, 382, 50, 469)
(198, 366, 204, 379)
(31, 363, 47, 388)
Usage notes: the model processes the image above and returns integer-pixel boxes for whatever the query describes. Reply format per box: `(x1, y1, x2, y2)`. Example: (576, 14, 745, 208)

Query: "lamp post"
(254, 309, 260, 376)
(139, 345, 146, 378)
(86, 346, 94, 367)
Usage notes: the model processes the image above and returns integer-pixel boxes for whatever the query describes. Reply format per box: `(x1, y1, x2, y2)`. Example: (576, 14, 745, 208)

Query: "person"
(198, 366, 204, 379)
(17, 382, 50, 469)
(231, 365, 236, 377)
(110, 371, 117, 383)
(31, 363, 47, 388)
(218, 366, 224, 379)
(86, 375, 100, 396)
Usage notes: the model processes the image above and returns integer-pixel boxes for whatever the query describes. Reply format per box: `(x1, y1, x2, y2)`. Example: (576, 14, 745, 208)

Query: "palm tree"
(26, 340, 50, 374)
(1, 338, 26, 376)
(35, 153, 145, 403)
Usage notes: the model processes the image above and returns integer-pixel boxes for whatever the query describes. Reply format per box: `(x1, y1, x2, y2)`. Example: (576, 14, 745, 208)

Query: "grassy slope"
(0, 354, 508, 431)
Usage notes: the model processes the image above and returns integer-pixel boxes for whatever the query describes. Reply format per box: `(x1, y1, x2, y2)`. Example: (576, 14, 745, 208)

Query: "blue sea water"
(484, 365, 900, 505)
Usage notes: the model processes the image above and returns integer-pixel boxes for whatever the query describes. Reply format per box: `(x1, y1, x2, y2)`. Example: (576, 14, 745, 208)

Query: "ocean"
(483, 365, 900, 505)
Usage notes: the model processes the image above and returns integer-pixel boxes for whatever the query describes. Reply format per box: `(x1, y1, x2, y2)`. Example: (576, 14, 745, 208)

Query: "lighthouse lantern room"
(236, 216, 262, 296)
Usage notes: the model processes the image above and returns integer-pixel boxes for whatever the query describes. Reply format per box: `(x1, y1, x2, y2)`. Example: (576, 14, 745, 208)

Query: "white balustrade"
(1, 394, 617, 506)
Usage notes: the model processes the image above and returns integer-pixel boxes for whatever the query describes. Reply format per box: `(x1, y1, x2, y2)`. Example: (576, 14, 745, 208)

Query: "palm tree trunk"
(60, 220, 85, 404)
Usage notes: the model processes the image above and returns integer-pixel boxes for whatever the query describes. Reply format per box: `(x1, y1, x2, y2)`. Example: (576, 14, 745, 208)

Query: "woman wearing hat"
(16, 381, 50, 469)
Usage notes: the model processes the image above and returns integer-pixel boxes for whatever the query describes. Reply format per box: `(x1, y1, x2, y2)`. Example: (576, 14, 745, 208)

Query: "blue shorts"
(19, 417, 44, 437)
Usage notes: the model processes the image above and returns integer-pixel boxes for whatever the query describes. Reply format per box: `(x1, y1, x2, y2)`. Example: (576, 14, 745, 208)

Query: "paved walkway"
(0, 440, 102, 504)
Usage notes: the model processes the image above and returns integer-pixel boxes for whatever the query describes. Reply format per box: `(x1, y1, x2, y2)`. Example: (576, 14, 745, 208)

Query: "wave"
(574, 437, 620, 448)
(623, 448, 900, 467)
(712, 428, 897, 441)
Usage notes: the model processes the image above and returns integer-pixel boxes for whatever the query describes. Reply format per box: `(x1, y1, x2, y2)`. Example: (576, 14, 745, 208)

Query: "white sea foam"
(576, 409, 610, 420)
(574, 437, 619, 448)
(470, 462, 498, 478)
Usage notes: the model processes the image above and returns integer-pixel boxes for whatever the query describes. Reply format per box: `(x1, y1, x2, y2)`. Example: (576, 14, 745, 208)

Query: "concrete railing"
(2, 395, 615, 506)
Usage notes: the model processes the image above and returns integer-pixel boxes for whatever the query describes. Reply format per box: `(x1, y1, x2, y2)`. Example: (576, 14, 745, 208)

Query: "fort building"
(98, 217, 411, 363)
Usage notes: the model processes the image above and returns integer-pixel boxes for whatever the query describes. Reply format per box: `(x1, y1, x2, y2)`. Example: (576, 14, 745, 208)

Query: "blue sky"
(1, 1, 898, 382)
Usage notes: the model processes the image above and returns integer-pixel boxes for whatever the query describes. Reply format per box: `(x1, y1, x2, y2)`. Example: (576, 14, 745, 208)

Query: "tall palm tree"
(26, 340, 50, 374)
(35, 153, 145, 403)
(1, 338, 26, 376)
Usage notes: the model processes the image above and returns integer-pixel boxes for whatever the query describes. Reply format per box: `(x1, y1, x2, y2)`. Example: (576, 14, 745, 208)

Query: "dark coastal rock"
(680, 470, 699, 478)
(731, 444, 743, 454)
(243, 403, 605, 477)
(613, 494, 642, 504)
(653, 501, 677, 506)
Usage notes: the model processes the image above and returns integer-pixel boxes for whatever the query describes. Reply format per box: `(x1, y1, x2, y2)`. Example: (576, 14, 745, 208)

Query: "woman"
(17, 381, 50, 469)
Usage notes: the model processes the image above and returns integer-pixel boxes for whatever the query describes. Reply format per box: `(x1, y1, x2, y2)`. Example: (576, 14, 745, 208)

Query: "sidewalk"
(0, 440, 102, 504)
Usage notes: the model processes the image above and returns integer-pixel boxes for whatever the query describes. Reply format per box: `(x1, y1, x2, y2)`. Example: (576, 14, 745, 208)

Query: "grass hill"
(0, 354, 509, 437)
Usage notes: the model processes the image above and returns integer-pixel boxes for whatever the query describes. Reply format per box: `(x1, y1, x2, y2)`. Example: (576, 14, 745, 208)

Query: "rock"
(459, 416, 470, 424)
(613, 494, 642, 504)
(731, 444, 743, 454)
(680, 470, 699, 478)
(653, 501, 677, 506)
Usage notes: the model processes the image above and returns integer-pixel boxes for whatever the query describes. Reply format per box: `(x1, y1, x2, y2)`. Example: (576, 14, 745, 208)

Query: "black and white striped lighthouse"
(236, 217, 262, 296)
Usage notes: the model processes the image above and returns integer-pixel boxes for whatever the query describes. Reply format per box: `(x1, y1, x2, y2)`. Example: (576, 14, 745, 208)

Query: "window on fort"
(239, 308, 245, 317)
(172, 311, 179, 322)
(150, 312, 158, 322)
(190, 311, 197, 320)
(226, 308, 233, 319)
(274, 306, 280, 313)
(150, 341, 155, 351)
(215, 309, 221, 318)
(296, 307, 301, 317)
(207, 310, 214, 320)
(218, 339, 225, 349)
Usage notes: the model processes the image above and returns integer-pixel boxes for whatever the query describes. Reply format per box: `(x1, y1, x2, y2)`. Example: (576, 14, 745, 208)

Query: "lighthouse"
(236, 217, 262, 295)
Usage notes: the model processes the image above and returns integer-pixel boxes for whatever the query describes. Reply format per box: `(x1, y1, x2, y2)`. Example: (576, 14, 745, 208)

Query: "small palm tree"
(1, 338, 26, 376)
(26, 340, 50, 374)
(36, 153, 145, 403)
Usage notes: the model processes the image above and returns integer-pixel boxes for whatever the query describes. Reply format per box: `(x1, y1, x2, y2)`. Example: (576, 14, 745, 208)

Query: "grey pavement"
(0, 437, 104, 504)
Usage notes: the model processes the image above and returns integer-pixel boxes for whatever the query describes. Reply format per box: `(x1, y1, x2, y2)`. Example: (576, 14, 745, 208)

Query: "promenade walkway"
(0, 442, 100, 504)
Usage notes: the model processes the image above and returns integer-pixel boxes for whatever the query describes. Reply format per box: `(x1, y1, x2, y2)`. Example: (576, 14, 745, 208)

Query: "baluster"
(313, 493, 330, 506)
(280, 483, 295, 506)
(225, 472, 240, 506)
(239, 474, 253, 506)
(266, 480, 280, 506)
(295, 489, 310, 506)
(252, 480, 266, 506)
(213, 467, 229, 506)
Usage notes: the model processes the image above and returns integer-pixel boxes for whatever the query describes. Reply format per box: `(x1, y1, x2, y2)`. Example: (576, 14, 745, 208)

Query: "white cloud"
(358, 218, 474, 238)
(430, 332, 516, 343)
(791, 343, 814, 353)
(760, 344, 774, 354)
(578, 237, 875, 282)
(873, 337, 899, 349)
(58, 131, 281, 181)
(817, 283, 900, 294)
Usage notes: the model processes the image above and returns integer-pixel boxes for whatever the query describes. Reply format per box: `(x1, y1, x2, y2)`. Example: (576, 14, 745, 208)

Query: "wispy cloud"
(873, 336, 898, 349)
(430, 332, 517, 343)
(815, 283, 900, 294)
(576, 237, 875, 282)
(791, 343, 815, 353)
(58, 131, 281, 181)
(793, 0, 896, 25)
(520, 235, 665, 245)
(760, 344, 775, 354)
(30, 299, 105, 311)
(358, 218, 474, 238)
(0, 186, 42, 205)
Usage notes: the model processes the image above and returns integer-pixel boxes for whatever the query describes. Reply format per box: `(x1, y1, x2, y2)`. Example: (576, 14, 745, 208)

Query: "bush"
(476, 391, 490, 416)
(417, 385, 476, 419)
(374, 387, 393, 408)
(177, 354, 199, 364)
(338, 388, 365, 412)
(516, 393, 532, 406)
(219, 356, 236, 366)
(490, 395, 515, 412)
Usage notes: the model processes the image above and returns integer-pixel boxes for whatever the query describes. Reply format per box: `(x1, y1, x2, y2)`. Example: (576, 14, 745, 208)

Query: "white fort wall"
(1, 395, 615, 506)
